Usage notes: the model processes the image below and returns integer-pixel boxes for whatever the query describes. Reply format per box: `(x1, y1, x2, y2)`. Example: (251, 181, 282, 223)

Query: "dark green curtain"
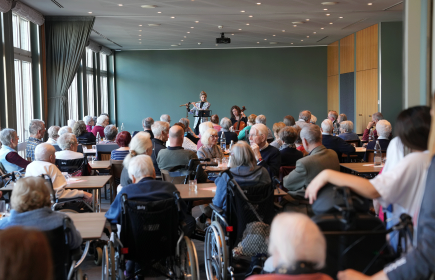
(45, 16, 95, 127)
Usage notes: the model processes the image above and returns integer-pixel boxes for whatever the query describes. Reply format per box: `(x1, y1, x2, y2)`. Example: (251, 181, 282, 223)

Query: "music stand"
(195, 110, 212, 118)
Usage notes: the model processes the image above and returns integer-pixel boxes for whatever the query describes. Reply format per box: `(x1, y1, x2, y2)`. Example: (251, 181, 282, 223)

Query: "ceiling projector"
(216, 33, 231, 44)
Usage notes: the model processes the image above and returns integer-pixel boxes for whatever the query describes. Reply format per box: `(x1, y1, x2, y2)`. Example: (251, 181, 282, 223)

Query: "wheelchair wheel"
(179, 236, 199, 280)
(204, 221, 228, 280)
(94, 246, 103, 265)
(102, 242, 116, 280)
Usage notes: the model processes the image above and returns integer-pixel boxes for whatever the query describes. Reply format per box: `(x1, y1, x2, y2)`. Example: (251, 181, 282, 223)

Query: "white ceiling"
(21, 0, 403, 50)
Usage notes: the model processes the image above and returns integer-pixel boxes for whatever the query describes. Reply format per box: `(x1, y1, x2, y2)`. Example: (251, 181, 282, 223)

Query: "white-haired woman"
(0, 128, 30, 173)
(55, 133, 83, 160)
(58, 126, 72, 136)
(46, 126, 60, 144)
(73, 120, 96, 144)
(84, 115, 94, 132)
(92, 114, 109, 138)
(197, 128, 223, 160)
(197, 121, 214, 150)
(120, 132, 153, 188)
(252, 213, 331, 279)
(101, 125, 118, 144)
(338, 121, 359, 141)
(218, 117, 238, 145)
(213, 141, 271, 212)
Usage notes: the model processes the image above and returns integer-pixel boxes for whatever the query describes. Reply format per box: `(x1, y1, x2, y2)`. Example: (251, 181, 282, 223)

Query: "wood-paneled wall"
(356, 69, 378, 133)
(327, 41, 339, 76)
(356, 24, 378, 71)
(328, 75, 339, 112)
(340, 34, 355, 74)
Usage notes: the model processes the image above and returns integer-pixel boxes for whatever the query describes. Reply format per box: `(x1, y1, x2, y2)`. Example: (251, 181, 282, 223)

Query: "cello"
(233, 106, 247, 136)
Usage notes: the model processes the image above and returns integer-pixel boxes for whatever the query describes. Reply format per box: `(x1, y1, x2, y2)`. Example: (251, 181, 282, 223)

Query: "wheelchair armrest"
(111, 223, 118, 233)
(209, 203, 224, 215)
(70, 247, 82, 261)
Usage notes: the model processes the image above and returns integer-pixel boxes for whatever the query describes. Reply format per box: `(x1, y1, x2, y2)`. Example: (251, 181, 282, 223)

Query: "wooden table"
(355, 147, 366, 153)
(89, 160, 111, 170)
(175, 183, 287, 200)
(66, 175, 112, 212)
(340, 163, 382, 175)
(65, 212, 106, 241)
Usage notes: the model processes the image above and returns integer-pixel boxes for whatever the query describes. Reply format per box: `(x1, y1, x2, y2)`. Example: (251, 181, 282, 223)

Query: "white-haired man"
(363, 120, 392, 162)
(283, 124, 339, 192)
(361, 112, 393, 141)
(59, 126, 72, 136)
(26, 119, 46, 161)
(321, 119, 355, 161)
(250, 124, 281, 179)
(132, 117, 155, 139)
(255, 115, 274, 140)
(160, 114, 171, 125)
(151, 121, 169, 177)
(295, 110, 312, 129)
(251, 213, 332, 280)
(25, 143, 92, 202)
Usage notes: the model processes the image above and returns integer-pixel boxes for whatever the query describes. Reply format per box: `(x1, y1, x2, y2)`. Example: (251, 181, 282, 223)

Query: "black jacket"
(76, 132, 96, 144)
(321, 134, 355, 160)
(280, 147, 303, 167)
(152, 138, 166, 176)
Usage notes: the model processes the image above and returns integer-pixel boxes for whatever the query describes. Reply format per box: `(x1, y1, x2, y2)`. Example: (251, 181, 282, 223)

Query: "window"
(100, 53, 108, 114)
(68, 74, 78, 120)
(87, 74, 94, 116)
(12, 13, 33, 141)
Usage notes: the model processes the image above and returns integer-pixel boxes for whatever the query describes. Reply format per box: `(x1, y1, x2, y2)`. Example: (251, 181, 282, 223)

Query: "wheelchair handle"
(219, 168, 234, 180)
(173, 191, 181, 211)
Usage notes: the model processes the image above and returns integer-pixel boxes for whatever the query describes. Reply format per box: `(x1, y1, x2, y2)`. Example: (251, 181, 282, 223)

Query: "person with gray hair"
(321, 119, 355, 161)
(132, 117, 155, 139)
(254, 213, 331, 279)
(283, 115, 295, 127)
(102, 125, 118, 144)
(255, 115, 274, 140)
(92, 114, 109, 138)
(55, 133, 83, 160)
(151, 121, 169, 176)
(160, 114, 171, 124)
(58, 126, 72, 136)
(362, 111, 391, 141)
(73, 120, 96, 144)
(328, 110, 338, 123)
(295, 110, 312, 129)
(218, 117, 238, 145)
(338, 120, 359, 141)
(198, 128, 223, 160)
(179, 117, 199, 144)
(46, 126, 60, 145)
(25, 143, 92, 202)
(310, 114, 317, 125)
(197, 121, 214, 149)
(338, 113, 347, 124)
(364, 120, 392, 162)
(83, 115, 94, 132)
(26, 119, 46, 161)
(283, 124, 339, 194)
(249, 123, 281, 178)
(0, 128, 30, 173)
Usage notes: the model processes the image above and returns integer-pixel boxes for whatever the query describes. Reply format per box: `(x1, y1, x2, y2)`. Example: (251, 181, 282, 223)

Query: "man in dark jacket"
(321, 119, 355, 161)
(150, 121, 169, 176)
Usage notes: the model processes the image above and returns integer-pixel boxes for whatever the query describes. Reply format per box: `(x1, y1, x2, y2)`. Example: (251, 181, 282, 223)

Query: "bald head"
(35, 143, 56, 163)
(169, 125, 184, 147)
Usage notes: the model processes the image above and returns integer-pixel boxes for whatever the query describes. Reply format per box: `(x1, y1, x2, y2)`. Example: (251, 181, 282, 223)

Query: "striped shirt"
(111, 149, 129, 161)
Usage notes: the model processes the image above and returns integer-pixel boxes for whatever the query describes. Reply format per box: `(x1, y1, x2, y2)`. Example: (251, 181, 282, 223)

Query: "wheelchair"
(102, 192, 200, 280)
(204, 170, 275, 280)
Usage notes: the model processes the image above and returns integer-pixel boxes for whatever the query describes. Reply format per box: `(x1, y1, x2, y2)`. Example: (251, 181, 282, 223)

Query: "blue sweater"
(0, 207, 82, 249)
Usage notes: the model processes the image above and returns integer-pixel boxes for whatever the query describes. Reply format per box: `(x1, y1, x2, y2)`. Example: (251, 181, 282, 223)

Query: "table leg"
(92, 189, 96, 212)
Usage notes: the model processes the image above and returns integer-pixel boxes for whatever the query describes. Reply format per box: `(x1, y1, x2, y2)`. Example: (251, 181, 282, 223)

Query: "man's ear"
(131, 175, 137, 184)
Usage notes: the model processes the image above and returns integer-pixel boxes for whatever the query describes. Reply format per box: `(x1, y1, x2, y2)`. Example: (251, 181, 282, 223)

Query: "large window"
(100, 53, 108, 114)
(86, 48, 95, 116)
(68, 74, 78, 120)
(13, 13, 33, 141)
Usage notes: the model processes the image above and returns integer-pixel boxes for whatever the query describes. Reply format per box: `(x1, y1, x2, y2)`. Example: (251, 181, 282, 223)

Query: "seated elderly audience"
(68, 119, 76, 129)
(179, 117, 199, 144)
(251, 213, 332, 280)
(321, 119, 355, 160)
(327, 110, 338, 125)
(160, 114, 171, 124)
(55, 133, 84, 160)
(238, 114, 257, 141)
(120, 132, 152, 187)
(338, 120, 359, 141)
(0, 128, 30, 172)
(0, 177, 82, 250)
(338, 113, 347, 124)
(101, 125, 118, 144)
(151, 121, 169, 177)
(197, 121, 214, 150)
(256, 115, 274, 140)
(46, 126, 60, 144)
(310, 114, 318, 124)
(168, 122, 197, 151)
(106, 155, 195, 278)
(157, 125, 208, 183)
(293, 126, 308, 156)
(0, 227, 53, 280)
(198, 128, 223, 160)
(58, 126, 72, 136)
(84, 115, 94, 132)
(92, 114, 109, 138)
(26, 119, 46, 161)
(283, 125, 339, 192)
(270, 122, 286, 149)
(283, 115, 296, 127)
(250, 124, 281, 178)
(73, 120, 96, 144)
(25, 144, 92, 202)
(211, 114, 222, 132)
(111, 131, 132, 161)
(218, 117, 238, 145)
(295, 110, 311, 129)
(364, 120, 392, 161)
(361, 112, 392, 141)
(279, 126, 303, 166)
(132, 117, 154, 139)
(213, 141, 271, 212)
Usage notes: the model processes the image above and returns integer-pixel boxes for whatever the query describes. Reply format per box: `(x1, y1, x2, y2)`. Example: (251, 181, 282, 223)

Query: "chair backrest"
(44, 218, 72, 280)
(55, 157, 88, 176)
(120, 194, 179, 263)
(161, 169, 186, 184)
(365, 149, 387, 162)
(96, 144, 119, 161)
(346, 139, 361, 148)
(110, 159, 123, 191)
(52, 144, 83, 153)
(279, 166, 295, 182)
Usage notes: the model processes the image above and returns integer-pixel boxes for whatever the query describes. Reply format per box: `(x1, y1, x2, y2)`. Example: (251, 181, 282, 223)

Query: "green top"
(237, 125, 252, 141)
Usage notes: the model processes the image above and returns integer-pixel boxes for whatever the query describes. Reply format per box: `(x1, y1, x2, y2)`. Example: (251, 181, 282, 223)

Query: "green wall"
(381, 22, 403, 132)
(115, 47, 327, 133)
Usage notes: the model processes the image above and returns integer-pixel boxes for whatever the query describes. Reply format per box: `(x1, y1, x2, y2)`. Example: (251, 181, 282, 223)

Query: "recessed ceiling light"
(301, 40, 303, 41)
(257, 42, 260, 43)
(293, 25, 297, 27)
(139, 25, 142, 26)
(88, 12, 92, 14)
(148, 24, 160, 27)
(368, 3, 373, 5)
(184, 36, 187, 38)
(139, 35, 142, 36)
(326, 14, 330, 16)
(282, 30, 285, 32)
(306, 19, 310, 21)
(329, 22, 333, 24)
(291, 43, 293, 44)
(249, 15, 253, 17)
(292, 21, 304, 24)
(307, 36, 309, 38)
(138, 30, 142, 31)
(313, 31, 317, 34)
(231, 34, 234, 35)
(339, 16, 343, 18)
(171, 44, 178, 46)
(273, 34, 276, 36)
(171, 16, 175, 19)
(195, 21, 199, 23)
(181, 40, 184, 41)
(187, 32, 190, 33)
(241, 10, 245, 12)
(118, 4, 123, 6)
(239, 29, 242, 30)
(321, 27, 324, 29)
(246, 23, 250, 25)
(141, 5, 157, 8)
(323, 8, 328, 10)
(257, 3, 261, 5)
(264, 38, 267, 40)
(190, 27, 194, 28)
(157, 11, 162, 13)
(321, 1, 338, 5)
(139, 39, 141, 40)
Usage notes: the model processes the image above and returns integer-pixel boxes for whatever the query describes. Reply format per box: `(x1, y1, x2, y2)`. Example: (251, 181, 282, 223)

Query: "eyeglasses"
(210, 135, 218, 138)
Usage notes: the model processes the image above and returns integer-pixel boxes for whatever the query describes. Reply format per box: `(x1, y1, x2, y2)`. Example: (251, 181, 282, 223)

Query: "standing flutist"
(188, 91, 211, 135)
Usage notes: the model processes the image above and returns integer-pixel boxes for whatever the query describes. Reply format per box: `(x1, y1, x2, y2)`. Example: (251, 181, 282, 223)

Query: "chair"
(204, 170, 275, 279)
(96, 143, 119, 161)
(365, 149, 387, 162)
(109, 159, 123, 202)
(161, 169, 188, 184)
(55, 156, 89, 176)
(104, 193, 199, 279)
(53, 144, 84, 153)
(278, 166, 296, 192)
(345, 139, 361, 147)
